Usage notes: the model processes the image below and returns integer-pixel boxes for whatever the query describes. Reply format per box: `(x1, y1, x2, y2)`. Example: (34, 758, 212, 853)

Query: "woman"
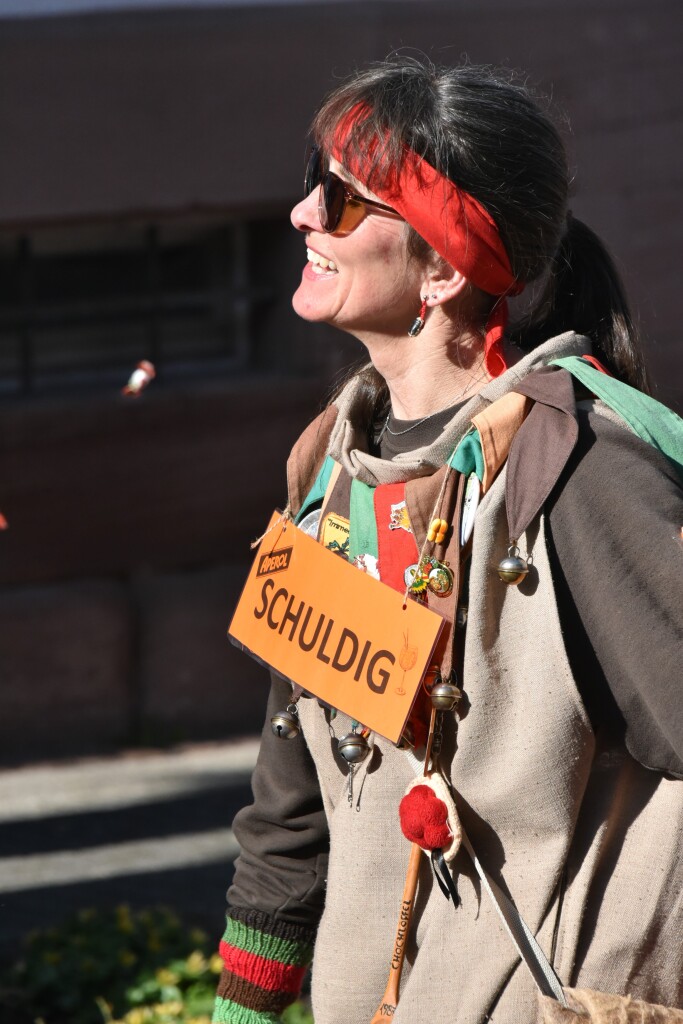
(212, 57, 683, 1024)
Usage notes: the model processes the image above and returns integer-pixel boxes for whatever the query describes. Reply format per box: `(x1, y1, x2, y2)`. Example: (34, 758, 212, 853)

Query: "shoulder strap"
(551, 356, 683, 483)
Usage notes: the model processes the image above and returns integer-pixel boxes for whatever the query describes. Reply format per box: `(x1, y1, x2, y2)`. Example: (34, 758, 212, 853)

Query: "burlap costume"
(215, 334, 683, 1024)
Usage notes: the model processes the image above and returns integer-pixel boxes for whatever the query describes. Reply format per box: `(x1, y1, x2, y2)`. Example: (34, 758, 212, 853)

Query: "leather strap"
(458, 828, 568, 1006)
(404, 747, 568, 1007)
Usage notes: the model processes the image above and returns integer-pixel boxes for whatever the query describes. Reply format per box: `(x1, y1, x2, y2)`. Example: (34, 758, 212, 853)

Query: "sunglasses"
(304, 146, 401, 234)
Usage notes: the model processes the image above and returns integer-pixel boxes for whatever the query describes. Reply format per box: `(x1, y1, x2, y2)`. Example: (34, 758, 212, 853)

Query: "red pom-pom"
(399, 784, 453, 851)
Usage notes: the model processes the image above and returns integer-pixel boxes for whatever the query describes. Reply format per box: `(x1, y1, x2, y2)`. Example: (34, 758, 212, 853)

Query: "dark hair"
(312, 55, 650, 396)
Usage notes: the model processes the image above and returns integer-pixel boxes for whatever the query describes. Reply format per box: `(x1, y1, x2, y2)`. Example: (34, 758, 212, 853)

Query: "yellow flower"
(146, 933, 162, 952)
(118, 949, 138, 968)
(209, 953, 223, 974)
(155, 1001, 183, 1015)
(185, 950, 207, 975)
(123, 1009, 153, 1024)
(123, 1010, 143, 1024)
(155, 967, 180, 986)
(189, 927, 207, 946)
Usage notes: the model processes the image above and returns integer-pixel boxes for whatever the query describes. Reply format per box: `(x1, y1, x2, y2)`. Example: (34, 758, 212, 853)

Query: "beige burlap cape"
(289, 334, 683, 1024)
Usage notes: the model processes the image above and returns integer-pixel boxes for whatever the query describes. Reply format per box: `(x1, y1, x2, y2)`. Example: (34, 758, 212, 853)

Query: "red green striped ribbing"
(212, 909, 314, 1024)
(219, 941, 307, 993)
(222, 915, 313, 966)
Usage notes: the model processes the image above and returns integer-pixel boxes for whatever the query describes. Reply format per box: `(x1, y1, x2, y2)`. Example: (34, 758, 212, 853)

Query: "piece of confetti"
(122, 360, 156, 397)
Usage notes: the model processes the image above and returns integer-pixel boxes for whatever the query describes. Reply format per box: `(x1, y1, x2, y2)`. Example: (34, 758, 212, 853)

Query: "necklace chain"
(379, 370, 487, 443)
(384, 412, 432, 437)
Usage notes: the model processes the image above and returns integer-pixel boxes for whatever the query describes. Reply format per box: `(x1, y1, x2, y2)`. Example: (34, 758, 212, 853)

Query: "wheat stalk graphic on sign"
(397, 630, 418, 696)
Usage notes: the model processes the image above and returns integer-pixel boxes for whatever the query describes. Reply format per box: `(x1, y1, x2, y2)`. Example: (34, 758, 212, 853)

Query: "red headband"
(332, 107, 524, 377)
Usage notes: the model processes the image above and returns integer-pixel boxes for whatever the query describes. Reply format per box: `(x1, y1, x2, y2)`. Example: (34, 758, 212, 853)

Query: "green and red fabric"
(348, 476, 378, 564)
(212, 909, 314, 1023)
(373, 482, 420, 593)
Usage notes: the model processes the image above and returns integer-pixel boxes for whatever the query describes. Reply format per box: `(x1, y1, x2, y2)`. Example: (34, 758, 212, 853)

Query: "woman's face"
(290, 157, 424, 339)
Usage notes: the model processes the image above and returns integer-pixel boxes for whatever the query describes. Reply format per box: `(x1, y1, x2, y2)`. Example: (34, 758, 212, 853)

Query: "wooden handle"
(370, 842, 423, 1024)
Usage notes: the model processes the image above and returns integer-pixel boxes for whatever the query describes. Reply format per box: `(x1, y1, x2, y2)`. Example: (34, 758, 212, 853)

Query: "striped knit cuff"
(212, 909, 315, 1024)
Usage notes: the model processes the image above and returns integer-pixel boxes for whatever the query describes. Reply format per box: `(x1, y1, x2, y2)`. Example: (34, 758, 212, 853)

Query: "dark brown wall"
(0, 1, 680, 762)
(0, 379, 323, 762)
(0, 378, 321, 586)
(0, 1, 681, 403)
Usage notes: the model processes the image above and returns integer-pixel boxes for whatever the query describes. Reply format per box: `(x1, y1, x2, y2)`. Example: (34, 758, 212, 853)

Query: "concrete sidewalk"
(0, 740, 259, 960)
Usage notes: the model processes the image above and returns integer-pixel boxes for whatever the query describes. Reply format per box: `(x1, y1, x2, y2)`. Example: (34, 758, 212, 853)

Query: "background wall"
(0, 0, 681, 763)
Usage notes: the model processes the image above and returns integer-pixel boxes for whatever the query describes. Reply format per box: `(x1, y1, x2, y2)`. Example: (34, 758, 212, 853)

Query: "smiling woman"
(211, 55, 683, 1024)
(291, 155, 425, 352)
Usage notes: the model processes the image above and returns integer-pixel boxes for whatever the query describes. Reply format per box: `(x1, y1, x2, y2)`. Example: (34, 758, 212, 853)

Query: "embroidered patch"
(353, 553, 380, 579)
(404, 562, 429, 592)
(321, 512, 350, 558)
(389, 500, 412, 534)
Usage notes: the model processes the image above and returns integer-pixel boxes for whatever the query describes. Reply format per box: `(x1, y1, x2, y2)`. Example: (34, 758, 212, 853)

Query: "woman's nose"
(290, 188, 323, 233)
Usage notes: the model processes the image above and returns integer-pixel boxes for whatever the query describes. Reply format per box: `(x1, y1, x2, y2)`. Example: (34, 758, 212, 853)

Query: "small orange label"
(256, 547, 293, 576)
(229, 511, 444, 743)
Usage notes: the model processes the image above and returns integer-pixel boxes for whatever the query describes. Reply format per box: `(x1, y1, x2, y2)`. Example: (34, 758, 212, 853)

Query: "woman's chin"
(291, 287, 334, 324)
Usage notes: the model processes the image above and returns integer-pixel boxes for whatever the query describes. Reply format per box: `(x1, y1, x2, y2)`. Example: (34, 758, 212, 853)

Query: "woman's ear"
(419, 262, 469, 307)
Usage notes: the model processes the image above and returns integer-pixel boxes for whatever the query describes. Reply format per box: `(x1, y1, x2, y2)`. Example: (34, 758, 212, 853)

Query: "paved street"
(0, 740, 259, 963)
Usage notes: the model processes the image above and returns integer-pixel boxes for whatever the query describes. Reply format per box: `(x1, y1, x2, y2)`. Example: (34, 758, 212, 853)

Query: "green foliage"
(0, 905, 313, 1024)
(282, 1003, 314, 1024)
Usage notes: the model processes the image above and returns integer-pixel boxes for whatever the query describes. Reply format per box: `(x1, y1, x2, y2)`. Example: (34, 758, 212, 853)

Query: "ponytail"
(512, 217, 651, 393)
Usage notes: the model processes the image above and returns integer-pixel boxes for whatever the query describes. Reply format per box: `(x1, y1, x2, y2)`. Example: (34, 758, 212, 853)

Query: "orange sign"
(229, 511, 444, 744)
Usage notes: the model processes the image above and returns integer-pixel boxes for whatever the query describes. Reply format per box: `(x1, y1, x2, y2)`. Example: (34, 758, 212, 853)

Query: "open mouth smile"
(306, 247, 338, 275)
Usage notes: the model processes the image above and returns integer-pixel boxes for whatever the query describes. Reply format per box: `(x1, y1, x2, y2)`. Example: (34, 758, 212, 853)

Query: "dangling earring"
(408, 295, 428, 337)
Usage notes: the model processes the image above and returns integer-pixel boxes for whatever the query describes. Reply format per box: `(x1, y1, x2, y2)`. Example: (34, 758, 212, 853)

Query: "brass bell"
(270, 706, 300, 740)
(496, 544, 529, 585)
(430, 680, 462, 711)
(338, 731, 371, 764)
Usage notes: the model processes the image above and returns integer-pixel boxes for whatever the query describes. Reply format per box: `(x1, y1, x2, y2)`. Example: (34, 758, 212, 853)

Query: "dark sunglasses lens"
(304, 147, 322, 197)
(321, 173, 344, 232)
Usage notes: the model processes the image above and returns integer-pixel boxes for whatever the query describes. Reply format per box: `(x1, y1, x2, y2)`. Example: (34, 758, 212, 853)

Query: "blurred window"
(0, 219, 270, 397)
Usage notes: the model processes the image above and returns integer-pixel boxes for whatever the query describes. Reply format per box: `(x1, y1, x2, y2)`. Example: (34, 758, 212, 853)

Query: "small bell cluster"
(270, 665, 463, 764)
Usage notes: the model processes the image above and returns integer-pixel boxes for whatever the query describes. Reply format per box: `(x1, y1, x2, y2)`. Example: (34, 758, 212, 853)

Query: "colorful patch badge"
(353, 553, 380, 579)
(321, 512, 350, 558)
(405, 557, 454, 598)
(389, 500, 413, 534)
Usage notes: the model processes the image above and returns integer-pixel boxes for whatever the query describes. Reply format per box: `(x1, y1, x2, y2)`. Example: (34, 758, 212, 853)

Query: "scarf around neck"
(326, 332, 592, 487)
